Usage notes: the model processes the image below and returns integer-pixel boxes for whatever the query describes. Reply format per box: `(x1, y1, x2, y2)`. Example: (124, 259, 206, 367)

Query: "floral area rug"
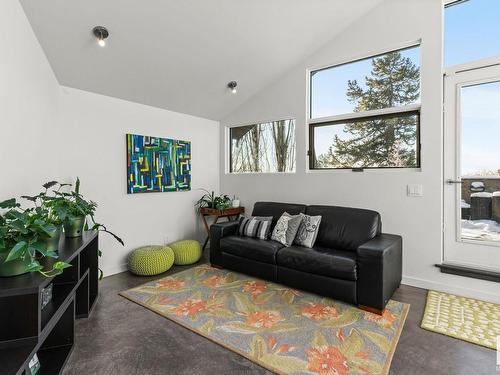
(120, 265, 409, 375)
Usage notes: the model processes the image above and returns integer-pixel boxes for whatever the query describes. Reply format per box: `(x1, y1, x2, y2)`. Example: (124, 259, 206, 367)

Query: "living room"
(1, 0, 499, 374)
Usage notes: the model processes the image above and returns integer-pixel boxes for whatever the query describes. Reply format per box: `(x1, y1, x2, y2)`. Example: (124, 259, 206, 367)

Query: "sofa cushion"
(252, 202, 307, 230)
(220, 235, 284, 264)
(271, 213, 303, 247)
(276, 246, 357, 281)
(306, 205, 381, 251)
(294, 213, 322, 248)
(238, 216, 273, 239)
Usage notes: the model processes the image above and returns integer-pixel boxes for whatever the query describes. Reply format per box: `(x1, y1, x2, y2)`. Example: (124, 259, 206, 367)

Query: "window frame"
(308, 110, 421, 170)
(307, 41, 422, 171)
(227, 117, 297, 174)
(443, 0, 500, 74)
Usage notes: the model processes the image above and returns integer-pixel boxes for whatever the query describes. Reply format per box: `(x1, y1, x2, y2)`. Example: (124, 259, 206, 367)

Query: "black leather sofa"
(210, 202, 402, 313)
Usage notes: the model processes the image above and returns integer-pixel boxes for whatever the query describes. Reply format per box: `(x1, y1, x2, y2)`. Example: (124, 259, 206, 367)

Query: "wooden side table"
(200, 207, 245, 250)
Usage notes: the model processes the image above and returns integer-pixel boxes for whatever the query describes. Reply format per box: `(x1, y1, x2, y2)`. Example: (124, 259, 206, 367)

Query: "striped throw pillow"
(238, 216, 273, 240)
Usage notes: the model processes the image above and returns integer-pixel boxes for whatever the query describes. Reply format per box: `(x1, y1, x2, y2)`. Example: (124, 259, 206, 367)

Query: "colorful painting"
(126, 134, 191, 194)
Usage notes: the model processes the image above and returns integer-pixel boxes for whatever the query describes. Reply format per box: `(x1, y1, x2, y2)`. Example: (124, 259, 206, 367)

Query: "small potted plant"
(21, 181, 66, 251)
(0, 198, 70, 277)
(195, 190, 232, 212)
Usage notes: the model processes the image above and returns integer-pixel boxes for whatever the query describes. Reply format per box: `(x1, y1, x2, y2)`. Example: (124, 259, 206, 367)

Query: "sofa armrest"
(209, 221, 240, 266)
(356, 233, 402, 311)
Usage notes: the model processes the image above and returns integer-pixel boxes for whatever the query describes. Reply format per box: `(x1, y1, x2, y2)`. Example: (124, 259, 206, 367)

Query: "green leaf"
(7, 220, 28, 234)
(54, 207, 68, 221)
(42, 181, 58, 190)
(6, 241, 27, 261)
(311, 330, 328, 348)
(250, 335, 267, 359)
(350, 358, 383, 374)
(260, 354, 308, 373)
(30, 241, 59, 258)
(75, 177, 80, 194)
(53, 261, 71, 270)
(361, 330, 391, 353)
(232, 292, 256, 314)
(321, 309, 360, 328)
(338, 329, 365, 359)
(199, 319, 215, 336)
(25, 260, 43, 273)
(266, 323, 299, 333)
(29, 245, 47, 257)
(0, 198, 18, 209)
(254, 291, 275, 305)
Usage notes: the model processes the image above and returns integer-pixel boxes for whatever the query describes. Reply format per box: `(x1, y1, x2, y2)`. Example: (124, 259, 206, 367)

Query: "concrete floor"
(63, 253, 497, 375)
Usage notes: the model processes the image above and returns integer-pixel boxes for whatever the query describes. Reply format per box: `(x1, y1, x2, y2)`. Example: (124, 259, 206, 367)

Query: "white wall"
(1, 0, 220, 277)
(0, 0, 60, 200)
(58, 87, 219, 276)
(220, 0, 500, 302)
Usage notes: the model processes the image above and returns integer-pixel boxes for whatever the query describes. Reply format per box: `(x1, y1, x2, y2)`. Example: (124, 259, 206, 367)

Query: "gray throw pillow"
(294, 213, 322, 248)
(271, 212, 302, 247)
(238, 216, 273, 239)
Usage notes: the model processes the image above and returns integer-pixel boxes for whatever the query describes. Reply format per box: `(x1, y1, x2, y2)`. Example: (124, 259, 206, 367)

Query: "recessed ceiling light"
(93, 26, 109, 47)
(227, 81, 238, 94)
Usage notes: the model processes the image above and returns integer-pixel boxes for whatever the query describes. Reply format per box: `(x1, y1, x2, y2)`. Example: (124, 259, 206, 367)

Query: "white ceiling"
(20, 0, 382, 120)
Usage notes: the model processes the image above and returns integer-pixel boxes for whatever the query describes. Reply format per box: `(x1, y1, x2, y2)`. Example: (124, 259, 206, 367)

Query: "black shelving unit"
(0, 231, 99, 375)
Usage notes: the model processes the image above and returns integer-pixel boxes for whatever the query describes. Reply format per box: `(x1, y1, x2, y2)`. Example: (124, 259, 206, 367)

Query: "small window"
(311, 112, 420, 169)
(308, 45, 421, 170)
(445, 0, 500, 67)
(229, 119, 296, 173)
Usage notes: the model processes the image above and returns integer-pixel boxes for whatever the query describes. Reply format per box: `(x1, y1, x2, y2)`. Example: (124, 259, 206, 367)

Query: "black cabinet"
(0, 231, 99, 375)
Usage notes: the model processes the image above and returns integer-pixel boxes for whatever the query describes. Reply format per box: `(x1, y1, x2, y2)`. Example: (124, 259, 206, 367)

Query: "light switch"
(407, 184, 423, 197)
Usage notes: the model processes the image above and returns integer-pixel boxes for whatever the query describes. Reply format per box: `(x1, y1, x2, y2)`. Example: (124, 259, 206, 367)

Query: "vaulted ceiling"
(20, 0, 382, 120)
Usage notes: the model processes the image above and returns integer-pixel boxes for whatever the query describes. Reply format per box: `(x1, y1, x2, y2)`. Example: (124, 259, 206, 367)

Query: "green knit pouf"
(170, 240, 202, 265)
(127, 246, 174, 276)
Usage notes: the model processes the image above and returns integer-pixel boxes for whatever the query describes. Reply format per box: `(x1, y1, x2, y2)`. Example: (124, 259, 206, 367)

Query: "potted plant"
(21, 181, 66, 251)
(0, 198, 70, 277)
(195, 190, 232, 212)
(45, 179, 123, 246)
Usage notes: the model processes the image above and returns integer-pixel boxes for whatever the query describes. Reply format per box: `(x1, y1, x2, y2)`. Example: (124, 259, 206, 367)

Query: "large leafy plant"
(45, 179, 124, 246)
(0, 198, 70, 277)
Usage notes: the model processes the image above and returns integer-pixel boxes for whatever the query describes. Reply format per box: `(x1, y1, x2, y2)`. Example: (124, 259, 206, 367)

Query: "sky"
(311, 0, 500, 173)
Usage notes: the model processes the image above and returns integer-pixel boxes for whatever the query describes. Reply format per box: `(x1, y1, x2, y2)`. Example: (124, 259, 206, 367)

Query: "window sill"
(435, 263, 500, 283)
(306, 168, 422, 174)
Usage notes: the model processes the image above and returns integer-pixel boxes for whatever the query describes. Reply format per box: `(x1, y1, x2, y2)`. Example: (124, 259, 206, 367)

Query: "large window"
(309, 45, 421, 170)
(229, 119, 296, 173)
(445, 0, 500, 67)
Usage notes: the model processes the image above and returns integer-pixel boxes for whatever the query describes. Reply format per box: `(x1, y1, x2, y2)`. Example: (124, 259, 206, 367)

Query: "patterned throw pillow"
(271, 212, 303, 247)
(238, 216, 273, 240)
(293, 213, 322, 248)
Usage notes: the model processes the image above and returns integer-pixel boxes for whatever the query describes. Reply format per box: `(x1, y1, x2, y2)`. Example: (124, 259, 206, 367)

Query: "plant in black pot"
(0, 198, 71, 277)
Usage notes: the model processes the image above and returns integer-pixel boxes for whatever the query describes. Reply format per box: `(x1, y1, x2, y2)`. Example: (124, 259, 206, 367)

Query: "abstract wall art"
(126, 134, 191, 194)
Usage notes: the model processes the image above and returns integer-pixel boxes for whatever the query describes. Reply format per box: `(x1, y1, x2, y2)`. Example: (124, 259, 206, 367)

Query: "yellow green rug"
(121, 265, 409, 374)
(421, 290, 500, 349)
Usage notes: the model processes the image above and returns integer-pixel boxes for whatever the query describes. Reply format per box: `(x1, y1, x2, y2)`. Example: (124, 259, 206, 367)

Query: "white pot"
(232, 199, 240, 208)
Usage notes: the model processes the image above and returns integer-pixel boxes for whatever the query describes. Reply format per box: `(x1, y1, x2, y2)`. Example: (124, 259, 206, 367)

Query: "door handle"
(445, 179, 463, 185)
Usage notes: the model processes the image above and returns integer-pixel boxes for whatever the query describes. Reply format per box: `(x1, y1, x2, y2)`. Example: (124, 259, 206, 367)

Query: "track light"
(93, 26, 109, 47)
(228, 81, 238, 94)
